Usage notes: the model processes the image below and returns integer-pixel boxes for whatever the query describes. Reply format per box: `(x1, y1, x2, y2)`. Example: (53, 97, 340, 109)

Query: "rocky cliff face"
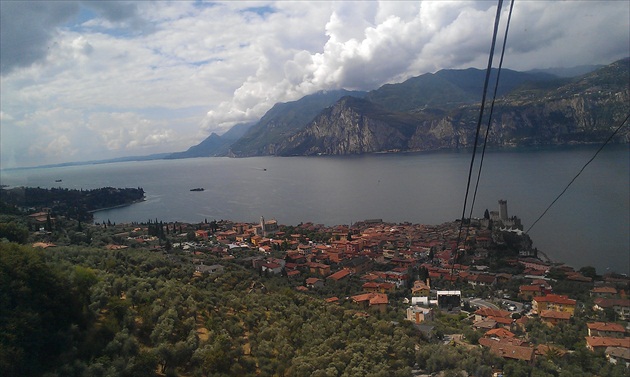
(227, 58, 629, 157)
(276, 97, 417, 155)
(277, 58, 629, 155)
(228, 90, 367, 157)
(276, 87, 628, 155)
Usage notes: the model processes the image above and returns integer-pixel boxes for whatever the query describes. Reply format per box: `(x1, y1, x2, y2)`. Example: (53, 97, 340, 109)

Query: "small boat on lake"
(190, 188, 204, 192)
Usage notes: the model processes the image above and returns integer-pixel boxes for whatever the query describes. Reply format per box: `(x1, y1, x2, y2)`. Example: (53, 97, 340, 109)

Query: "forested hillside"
(1, 243, 422, 376)
(0, 187, 144, 222)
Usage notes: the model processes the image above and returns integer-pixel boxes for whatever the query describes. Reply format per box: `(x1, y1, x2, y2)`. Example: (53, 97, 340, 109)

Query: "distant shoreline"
(88, 199, 145, 214)
(2, 142, 627, 172)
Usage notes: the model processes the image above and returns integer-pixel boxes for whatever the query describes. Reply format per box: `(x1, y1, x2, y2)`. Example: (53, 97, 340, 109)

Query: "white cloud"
(0, 1, 628, 168)
(29, 135, 77, 159)
(86, 112, 175, 151)
(0, 111, 13, 121)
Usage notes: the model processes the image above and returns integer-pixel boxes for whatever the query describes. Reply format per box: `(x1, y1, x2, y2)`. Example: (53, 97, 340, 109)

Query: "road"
(470, 298, 500, 310)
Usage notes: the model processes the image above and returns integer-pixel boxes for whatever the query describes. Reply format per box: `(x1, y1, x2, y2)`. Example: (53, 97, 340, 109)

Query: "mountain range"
(173, 58, 628, 158)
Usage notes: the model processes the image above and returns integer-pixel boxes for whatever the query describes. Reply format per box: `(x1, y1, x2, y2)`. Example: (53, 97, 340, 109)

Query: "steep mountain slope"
(166, 133, 228, 159)
(227, 90, 367, 156)
(272, 58, 629, 155)
(174, 58, 628, 158)
(275, 96, 420, 155)
(365, 68, 557, 112)
(166, 122, 254, 159)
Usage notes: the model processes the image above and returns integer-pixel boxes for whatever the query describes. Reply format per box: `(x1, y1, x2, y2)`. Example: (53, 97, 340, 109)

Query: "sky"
(1, 1, 628, 169)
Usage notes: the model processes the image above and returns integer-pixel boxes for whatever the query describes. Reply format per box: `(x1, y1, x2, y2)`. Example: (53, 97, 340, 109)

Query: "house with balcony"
(532, 294, 576, 315)
(540, 310, 572, 326)
(351, 293, 389, 313)
(590, 286, 618, 298)
(411, 280, 431, 297)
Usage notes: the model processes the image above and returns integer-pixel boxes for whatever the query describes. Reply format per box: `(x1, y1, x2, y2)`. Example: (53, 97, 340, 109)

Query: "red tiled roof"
(475, 307, 512, 319)
(351, 292, 389, 306)
(536, 344, 567, 357)
(479, 338, 535, 361)
(369, 293, 388, 305)
(520, 285, 543, 292)
(587, 322, 626, 333)
(586, 337, 630, 349)
(485, 328, 515, 338)
(534, 294, 576, 305)
(489, 316, 513, 325)
(305, 277, 321, 285)
(591, 286, 618, 294)
(594, 298, 630, 308)
(328, 269, 351, 281)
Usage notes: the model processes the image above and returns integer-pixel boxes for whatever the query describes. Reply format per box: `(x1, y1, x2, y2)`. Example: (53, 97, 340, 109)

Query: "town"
(3, 198, 629, 376)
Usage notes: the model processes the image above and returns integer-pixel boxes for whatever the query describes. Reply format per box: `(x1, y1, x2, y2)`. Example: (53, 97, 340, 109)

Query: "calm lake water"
(2, 145, 628, 274)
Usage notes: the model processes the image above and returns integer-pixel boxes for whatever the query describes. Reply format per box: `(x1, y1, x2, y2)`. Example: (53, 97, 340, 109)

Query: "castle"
(485, 199, 523, 231)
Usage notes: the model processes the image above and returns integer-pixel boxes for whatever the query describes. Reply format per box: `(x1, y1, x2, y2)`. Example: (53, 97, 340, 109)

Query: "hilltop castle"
(483, 199, 523, 231)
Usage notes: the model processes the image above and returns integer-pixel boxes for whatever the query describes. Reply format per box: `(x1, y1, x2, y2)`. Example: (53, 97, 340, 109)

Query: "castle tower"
(499, 200, 508, 221)
(260, 216, 266, 237)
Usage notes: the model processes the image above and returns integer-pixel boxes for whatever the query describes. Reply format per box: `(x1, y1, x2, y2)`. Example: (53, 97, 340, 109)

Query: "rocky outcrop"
(276, 97, 416, 155)
(276, 84, 628, 156)
(228, 90, 367, 157)
(227, 58, 630, 157)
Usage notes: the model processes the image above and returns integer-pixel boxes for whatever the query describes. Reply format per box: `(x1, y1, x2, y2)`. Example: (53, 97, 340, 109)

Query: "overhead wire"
(451, 0, 626, 271)
(464, 0, 516, 240)
(455, 0, 504, 254)
(525, 113, 630, 234)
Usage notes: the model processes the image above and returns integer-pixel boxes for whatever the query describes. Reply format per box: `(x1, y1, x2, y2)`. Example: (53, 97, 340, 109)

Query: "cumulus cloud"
(202, 1, 629, 132)
(0, 111, 14, 121)
(86, 112, 175, 151)
(8, 107, 84, 165)
(29, 135, 77, 159)
(81, 0, 141, 23)
(0, 0, 150, 76)
(0, 1, 78, 75)
(0, 1, 628, 168)
(203, 1, 500, 131)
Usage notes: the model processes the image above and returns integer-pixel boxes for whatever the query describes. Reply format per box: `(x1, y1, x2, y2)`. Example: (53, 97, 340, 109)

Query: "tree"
(46, 213, 53, 231)
(125, 351, 158, 377)
(579, 266, 598, 280)
(72, 265, 99, 317)
(484, 209, 490, 219)
(0, 222, 29, 243)
(0, 243, 85, 376)
(186, 231, 196, 242)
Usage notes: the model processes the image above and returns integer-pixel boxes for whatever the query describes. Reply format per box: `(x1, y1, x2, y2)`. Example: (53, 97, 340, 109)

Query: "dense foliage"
(0, 244, 88, 376)
(0, 187, 144, 221)
(0, 244, 422, 376)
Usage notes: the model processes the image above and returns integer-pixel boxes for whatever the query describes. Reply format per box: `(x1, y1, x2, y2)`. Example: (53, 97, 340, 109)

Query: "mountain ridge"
(239, 57, 630, 156)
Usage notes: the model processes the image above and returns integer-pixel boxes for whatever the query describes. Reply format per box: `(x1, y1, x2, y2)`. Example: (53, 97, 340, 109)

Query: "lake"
(2, 145, 628, 275)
